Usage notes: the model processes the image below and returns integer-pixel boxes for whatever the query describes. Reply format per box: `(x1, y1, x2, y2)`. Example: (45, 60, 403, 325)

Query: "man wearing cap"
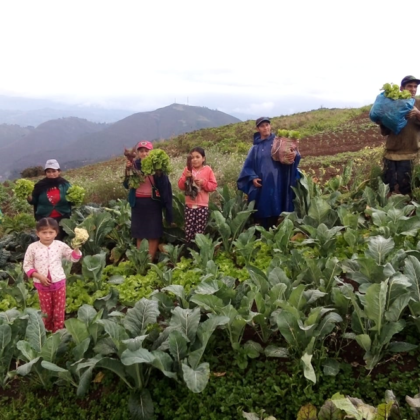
(380, 75, 420, 195)
(237, 117, 301, 229)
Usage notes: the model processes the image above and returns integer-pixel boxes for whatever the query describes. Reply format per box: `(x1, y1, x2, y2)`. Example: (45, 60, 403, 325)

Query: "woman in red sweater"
(178, 147, 217, 243)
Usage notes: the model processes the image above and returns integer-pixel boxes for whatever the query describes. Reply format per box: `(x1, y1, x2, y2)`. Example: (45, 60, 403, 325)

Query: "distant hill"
(0, 95, 134, 126)
(48, 103, 241, 166)
(0, 124, 34, 149)
(0, 104, 240, 179)
(0, 117, 108, 179)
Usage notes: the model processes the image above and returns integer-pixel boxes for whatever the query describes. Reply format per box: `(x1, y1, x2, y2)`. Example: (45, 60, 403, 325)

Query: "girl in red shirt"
(178, 147, 217, 243)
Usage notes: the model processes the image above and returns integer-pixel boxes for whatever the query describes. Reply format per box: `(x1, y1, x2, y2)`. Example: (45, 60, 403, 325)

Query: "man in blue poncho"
(237, 117, 301, 229)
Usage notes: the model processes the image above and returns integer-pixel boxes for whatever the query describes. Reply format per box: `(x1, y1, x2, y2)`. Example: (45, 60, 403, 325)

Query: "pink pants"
(37, 286, 66, 332)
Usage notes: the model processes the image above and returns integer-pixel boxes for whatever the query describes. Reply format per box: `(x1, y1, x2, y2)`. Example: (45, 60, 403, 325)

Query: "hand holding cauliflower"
(71, 227, 89, 249)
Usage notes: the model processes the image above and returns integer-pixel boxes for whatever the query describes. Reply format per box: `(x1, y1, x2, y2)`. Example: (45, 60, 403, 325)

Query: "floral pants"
(38, 286, 66, 332)
(185, 206, 209, 243)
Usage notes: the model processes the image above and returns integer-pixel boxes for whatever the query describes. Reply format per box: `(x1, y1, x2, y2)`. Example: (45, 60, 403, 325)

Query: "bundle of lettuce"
(141, 149, 171, 176)
(13, 179, 35, 200)
(369, 83, 415, 135)
(65, 185, 86, 207)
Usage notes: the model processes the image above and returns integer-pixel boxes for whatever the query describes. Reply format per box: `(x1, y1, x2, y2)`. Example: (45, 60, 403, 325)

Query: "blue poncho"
(237, 133, 301, 219)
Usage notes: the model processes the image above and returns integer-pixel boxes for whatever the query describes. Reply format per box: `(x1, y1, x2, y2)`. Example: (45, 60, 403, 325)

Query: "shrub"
(20, 166, 44, 178)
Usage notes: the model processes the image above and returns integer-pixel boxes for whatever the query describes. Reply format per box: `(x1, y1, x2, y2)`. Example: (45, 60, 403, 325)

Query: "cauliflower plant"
(71, 227, 89, 248)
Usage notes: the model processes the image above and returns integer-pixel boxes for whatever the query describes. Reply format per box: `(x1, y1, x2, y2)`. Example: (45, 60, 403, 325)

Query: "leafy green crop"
(13, 179, 34, 200)
(277, 129, 301, 139)
(381, 82, 412, 100)
(141, 149, 171, 175)
(66, 185, 86, 206)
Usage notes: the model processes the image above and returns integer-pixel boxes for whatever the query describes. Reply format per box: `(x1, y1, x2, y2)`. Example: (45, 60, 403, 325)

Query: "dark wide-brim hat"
(256, 117, 271, 127)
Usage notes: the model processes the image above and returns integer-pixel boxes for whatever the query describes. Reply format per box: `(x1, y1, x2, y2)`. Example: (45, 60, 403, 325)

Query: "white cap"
(44, 159, 60, 170)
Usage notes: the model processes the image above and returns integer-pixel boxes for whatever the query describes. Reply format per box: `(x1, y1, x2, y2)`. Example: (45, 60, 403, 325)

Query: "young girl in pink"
(23, 217, 82, 332)
(178, 147, 217, 242)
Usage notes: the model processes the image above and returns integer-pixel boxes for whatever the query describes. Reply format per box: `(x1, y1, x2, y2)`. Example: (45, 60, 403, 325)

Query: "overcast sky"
(0, 0, 418, 120)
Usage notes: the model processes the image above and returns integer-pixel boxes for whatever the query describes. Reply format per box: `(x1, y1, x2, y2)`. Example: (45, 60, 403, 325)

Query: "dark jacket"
(29, 182, 72, 220)
(123, 161, 173, 224)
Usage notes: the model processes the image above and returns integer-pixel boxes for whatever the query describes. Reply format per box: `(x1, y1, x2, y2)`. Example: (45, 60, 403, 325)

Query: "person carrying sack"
(379, 75, 420, 195)
(237, 117, 301, 229)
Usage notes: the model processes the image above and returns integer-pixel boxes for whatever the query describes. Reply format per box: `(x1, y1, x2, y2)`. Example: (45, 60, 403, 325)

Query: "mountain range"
(0, 103, 240, 179)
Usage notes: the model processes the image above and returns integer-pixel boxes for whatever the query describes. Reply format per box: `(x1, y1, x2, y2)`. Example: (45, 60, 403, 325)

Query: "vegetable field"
(2, 106, 420, 419)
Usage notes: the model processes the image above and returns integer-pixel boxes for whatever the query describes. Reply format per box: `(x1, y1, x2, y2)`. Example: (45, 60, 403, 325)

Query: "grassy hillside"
(51, 104, 384, 206)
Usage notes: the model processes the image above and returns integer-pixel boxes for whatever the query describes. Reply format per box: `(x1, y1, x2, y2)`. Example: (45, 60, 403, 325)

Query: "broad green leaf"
(168, 330, 188, 363)
(123, 298, 160, 337)
(169, 306, 201, 343)
(16, 357, 40, 376)
(40, 332, 61, 362)
(0, 324, 11, 353)
(244, 340, 263, 359)
(41, 360, 67, 372)
(276, 311, 301, 348)
(379, 320, 405, 346)
(385, 293, 411, 322)
(151, 350, 177, 379)
(25, 309, 46, 353)
(331, 393, 362, 420)
(404, 256, 420, 302)
(73, 337, 91, 360)
(365, 236, 394, 265)
(288, 284, 307, 310)
(121, 348, 155, 366)
(182, 362, 210, 393)
(16, 340, 37, 361)
(355, 334, 371, 352)
(65, 318, 89, 345)
(128, 389, 154, 420)
(301, 353, 316, 384)
(308, 197, 332, 226)
(100, 319, 129, 343)
(188, 316, 229, 369)
(376, 401, 394, 420)
(77, 304, 97, 325)
(264, 345, 289, 358)
(318, 399, 344, 420)
(387, 341, 417, 353)
(364, 281, 388, 335)
(122, 336, 148, 352)
(297, 403, 317, 420)
(189, 295, 224, 312)
(194, 280, 220, 295)
(322, 358, 340, 376)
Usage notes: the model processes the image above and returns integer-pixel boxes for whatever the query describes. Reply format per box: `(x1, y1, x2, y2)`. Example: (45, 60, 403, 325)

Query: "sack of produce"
(369, 83, 415, 135)
(271, 130, 300, 164)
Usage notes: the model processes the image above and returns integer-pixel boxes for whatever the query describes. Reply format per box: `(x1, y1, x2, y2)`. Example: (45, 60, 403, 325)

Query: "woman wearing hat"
(27, 159, 72, 240)
(124, 141, 173, 260)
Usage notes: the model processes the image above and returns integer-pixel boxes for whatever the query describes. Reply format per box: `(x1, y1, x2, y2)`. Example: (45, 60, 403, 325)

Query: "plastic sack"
(369, 92, 415, 135)
(271, 137, 299, 164)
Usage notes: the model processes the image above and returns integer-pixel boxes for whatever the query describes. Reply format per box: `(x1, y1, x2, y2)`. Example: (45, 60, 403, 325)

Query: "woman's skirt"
(131, 197, 163, 239)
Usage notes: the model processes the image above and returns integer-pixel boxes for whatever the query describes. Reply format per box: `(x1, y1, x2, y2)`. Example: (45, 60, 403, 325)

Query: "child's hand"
(186, 170, 192, 178)
(126, 160, 133, 168)
(195, 179, 204, 187)
(73, 247, 81, 255)
(38, 275, 51, 287)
